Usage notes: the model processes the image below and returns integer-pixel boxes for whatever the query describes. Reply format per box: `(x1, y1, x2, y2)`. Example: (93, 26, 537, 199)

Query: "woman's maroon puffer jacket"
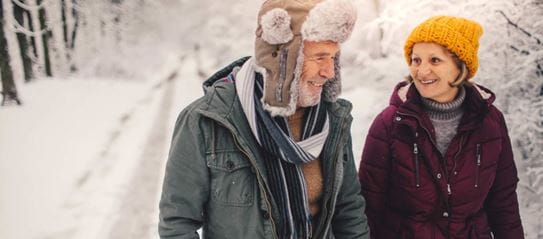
(358, 82, 524, 239)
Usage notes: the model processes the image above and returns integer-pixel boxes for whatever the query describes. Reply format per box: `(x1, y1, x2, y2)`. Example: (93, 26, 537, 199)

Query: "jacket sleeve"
(485, 110, 524, 239)
(358, 111, 399, 239)
(331, 134, 370, 239)
(158, 109, 209, 239)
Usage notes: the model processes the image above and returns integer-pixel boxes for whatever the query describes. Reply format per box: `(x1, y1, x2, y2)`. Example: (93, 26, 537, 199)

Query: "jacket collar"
(390, 81, 496, 132)
(203, 56, 250, 89)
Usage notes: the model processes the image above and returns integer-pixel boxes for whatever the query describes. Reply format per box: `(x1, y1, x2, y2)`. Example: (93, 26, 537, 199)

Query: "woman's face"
(409, 42, 461, 103)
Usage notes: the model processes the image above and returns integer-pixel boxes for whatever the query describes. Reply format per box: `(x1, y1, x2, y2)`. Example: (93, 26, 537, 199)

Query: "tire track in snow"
(105, 65, 180, 239)
(74, 69, 179, 189)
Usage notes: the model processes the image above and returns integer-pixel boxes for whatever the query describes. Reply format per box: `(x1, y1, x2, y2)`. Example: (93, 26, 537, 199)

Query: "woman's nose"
(417, 63, 432, 76)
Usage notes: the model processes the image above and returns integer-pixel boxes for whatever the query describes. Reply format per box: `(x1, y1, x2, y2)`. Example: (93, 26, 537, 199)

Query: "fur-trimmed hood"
(254, 0, 357, 116)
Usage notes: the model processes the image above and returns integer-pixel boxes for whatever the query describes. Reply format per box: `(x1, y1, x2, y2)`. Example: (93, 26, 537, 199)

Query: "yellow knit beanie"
(404, 16, 484, 79)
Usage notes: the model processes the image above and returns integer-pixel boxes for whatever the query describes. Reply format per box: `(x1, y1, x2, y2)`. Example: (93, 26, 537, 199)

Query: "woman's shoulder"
(378, 105, 400, 121)
(367, 105, 399, 134)
(486, 104, 507, 128)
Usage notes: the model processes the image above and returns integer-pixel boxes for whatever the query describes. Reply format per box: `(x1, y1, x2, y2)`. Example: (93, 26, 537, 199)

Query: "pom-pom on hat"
(404, 16, 483, 79)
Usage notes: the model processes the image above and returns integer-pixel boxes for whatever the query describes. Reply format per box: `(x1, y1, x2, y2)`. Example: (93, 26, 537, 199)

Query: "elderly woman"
(358, 16, 524, 238)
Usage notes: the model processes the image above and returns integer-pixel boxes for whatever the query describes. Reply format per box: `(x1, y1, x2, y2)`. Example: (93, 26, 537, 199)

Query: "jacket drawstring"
(413, 142, 421, 188)
(475, 143, 481, 188)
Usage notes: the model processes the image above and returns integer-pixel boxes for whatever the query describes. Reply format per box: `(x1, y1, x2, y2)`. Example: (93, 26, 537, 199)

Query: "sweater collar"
(421, 86, 466, 121)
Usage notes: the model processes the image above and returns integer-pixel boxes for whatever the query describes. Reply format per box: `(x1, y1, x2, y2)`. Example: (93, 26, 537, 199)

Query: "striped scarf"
(234, 58, 329, 239)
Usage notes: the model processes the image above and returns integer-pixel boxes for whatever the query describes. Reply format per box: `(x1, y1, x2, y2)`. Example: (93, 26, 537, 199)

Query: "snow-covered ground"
(0, 77, 151, 238)
(0, 53, 197, 238)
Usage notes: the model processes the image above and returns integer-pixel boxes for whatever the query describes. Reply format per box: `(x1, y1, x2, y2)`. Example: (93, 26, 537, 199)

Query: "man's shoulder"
(203, 81, 238, 111)
(334, 98, 353, 108)
(176, 82, 238, 121)
(327, 98, 353, 117)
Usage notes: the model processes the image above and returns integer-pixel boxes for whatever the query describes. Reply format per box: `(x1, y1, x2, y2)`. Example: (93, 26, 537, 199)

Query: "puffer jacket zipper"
(397, 112, 443, 182)
(447, 134, 466, 195)
(396, 111, 452, 238)
(475, 144, 481, 188)
(413, 141, 421, 188)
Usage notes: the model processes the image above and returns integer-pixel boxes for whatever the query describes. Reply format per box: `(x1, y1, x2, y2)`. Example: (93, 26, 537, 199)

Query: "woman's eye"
(411, 58, 421, 65)
(431, 57, 441, 63)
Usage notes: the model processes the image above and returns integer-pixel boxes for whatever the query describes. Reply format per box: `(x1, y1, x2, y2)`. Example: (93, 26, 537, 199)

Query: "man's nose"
(319, 60, 335, 79)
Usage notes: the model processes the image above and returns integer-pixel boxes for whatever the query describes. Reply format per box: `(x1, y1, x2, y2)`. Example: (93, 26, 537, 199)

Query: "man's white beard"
(297, 78, 325, 108)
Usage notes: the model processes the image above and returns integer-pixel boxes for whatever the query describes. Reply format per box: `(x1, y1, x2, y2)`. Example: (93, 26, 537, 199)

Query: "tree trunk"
(112, 0, 123, 43)
(0, 1, 22, 105)
(61, 0, 69, 50)
(37, 0, 53, 76)
(70, 0, 79, 50)
(13, 0, 34, 82)
(69, 0, 79, 72)
(25, 5, 38, 58)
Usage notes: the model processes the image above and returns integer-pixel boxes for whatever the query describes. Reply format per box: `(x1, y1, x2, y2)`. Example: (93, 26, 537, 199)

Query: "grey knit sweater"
(421, 87, 466, 156)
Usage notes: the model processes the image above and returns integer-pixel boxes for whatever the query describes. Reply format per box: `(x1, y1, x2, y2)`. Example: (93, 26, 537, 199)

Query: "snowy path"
(106, 70, 179, 238)
(0, 53, 206, 238)
(44, 55, 207, 239)
(102, 55, 204, 239)
(0, 78, 156, 239)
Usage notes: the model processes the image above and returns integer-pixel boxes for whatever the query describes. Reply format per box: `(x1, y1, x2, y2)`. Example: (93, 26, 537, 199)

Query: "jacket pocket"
(469, 224, 493, 239)
(469, 225, 477, 239)
(206, 150, 255, 207)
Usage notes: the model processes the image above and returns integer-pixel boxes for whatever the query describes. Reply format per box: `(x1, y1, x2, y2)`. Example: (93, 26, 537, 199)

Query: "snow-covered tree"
(12, 0, 34, 82)
(1, 0, 21, 105)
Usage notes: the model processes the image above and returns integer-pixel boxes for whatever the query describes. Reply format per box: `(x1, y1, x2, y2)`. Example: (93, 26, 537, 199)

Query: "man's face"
(297, 40, 340, 108)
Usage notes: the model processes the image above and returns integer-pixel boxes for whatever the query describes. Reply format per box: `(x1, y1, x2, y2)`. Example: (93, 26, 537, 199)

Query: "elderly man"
(159, 0, 369, 238)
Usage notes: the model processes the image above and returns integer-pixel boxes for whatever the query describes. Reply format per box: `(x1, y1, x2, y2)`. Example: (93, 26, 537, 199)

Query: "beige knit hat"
(254, 0, 357, 116)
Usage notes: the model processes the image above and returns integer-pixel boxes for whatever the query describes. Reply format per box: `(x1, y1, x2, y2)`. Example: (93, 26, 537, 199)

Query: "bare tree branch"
(11, 0, 53, 11)
(8, 15, 58, 37)
(509, 45, 530, 55)
(497, 10, 542, 45)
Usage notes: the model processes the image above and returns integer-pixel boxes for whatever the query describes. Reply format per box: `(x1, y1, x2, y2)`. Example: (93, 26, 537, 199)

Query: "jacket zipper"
(413, 142, 421, 188)
(397, 111, 467, 195)
(448, 134, 466, 194)
(313, 117, 348, 239)
(396, 111, 453, 214)
(214, 120, 279, 239)
(475, 143, 481, 188)
(232, 134, 279, 239)
(396, 112, 440, 171)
